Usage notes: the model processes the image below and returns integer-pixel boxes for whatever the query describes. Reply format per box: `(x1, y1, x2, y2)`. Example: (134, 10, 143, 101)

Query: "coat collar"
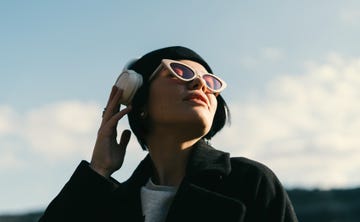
(113, 140, 245, 222)
(127, 139, 231, 186)
(186, 139, 231, 178)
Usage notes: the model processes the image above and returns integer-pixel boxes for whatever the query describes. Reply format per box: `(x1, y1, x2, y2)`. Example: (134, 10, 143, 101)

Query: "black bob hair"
(126, 46, 230, 150)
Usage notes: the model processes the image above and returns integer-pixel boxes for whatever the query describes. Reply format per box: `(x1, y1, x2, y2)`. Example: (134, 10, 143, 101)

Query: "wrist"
(89, 162, 111, 178)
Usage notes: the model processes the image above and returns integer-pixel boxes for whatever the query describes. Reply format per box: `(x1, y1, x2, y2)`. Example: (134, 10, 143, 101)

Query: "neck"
(146, 127, 201, 187)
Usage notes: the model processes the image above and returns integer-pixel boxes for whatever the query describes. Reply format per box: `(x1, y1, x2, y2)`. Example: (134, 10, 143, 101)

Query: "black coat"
(39, 140, 298, 222)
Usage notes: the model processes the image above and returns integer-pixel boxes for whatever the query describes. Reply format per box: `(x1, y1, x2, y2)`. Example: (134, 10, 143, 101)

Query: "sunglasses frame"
(149, 59, 227, 93)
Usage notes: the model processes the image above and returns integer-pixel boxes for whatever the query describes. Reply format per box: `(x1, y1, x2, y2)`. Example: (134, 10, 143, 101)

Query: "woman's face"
(146, 60, 218, 138)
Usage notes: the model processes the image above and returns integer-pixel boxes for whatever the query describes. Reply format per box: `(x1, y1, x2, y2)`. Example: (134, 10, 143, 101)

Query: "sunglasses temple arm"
(149, 63, 163, 80)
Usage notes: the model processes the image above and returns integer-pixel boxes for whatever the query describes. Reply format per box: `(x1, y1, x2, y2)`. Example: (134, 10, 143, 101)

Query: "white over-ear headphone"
(114, 59, 143, 105)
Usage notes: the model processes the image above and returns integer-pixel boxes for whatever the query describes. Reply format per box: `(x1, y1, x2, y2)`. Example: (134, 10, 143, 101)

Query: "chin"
(187, 117, 212, 137)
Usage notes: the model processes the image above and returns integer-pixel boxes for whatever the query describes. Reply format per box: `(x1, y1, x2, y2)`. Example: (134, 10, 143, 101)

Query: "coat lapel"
(165, 140, 246, 222)
(166, 181, 246, 222)
(112, 140, 247, 222)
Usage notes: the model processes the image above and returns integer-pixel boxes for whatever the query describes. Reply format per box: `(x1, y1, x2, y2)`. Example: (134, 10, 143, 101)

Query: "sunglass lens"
(170, 63, 195, 79)
(203, 75, 223, 91)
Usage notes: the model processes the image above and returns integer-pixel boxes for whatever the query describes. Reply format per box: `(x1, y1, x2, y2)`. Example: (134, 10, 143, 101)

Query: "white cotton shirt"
(140, 178, 178, 222)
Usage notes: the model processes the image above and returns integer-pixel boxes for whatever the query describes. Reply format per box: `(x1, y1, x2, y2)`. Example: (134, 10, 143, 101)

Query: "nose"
(188, 75, 207, 92)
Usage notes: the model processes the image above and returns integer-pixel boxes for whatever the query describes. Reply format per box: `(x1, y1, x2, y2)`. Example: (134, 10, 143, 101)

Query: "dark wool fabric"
(39, 141, 298, 222)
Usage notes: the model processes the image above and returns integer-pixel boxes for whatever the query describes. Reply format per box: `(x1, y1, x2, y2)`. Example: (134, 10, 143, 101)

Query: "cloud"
(22, 101, 103, 160)
(239, 47, 285, 68)
(260, 47, 284, 61)
(238, 56, 258, 68)
(339, 8, 360, 25)
(0, 99, 143, 174)
(214, 53, 360, 189)
(0, 106, 17, 134)
(0, 150, 25, 170)
(0, 101, 107, 167)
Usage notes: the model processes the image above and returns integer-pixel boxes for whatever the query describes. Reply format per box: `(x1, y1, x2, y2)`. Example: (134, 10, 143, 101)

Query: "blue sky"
(1, 0, 360, 214)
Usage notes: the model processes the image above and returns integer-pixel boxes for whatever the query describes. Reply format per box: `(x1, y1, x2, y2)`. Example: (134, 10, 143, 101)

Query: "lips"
(183, 92, 209, 106)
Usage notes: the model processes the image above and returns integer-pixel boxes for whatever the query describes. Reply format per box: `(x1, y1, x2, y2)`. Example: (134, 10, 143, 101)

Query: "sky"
(1, 0, 360, 214)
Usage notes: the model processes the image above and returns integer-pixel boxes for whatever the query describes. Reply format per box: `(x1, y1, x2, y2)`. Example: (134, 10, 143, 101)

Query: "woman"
(39, 46, 298, 222)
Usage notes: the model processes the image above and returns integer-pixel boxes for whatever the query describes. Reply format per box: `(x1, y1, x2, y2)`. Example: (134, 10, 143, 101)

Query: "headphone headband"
(122, 58, 139, 71)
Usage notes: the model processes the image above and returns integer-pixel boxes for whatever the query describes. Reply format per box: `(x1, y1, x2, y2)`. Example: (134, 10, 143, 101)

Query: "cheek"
(209, 96, 218, 116)
(147, 82, 182, 116)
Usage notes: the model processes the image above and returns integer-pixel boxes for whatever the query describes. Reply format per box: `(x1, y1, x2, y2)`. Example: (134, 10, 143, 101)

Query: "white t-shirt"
(140, 179, 178, 222)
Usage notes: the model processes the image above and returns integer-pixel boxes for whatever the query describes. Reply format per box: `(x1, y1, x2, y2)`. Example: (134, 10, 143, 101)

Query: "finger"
(102, 88, 123, 122)
(105, 86, 118, 108)
(107, 106, 132, 127)
(110, 88, 124, 113)
(105, 105, 132, 130)
(101, 86, 119, 121)
(119, 129, 131, 149)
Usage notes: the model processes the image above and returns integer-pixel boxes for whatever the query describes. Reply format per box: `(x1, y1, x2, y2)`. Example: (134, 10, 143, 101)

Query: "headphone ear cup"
(114, 70, 143, 105)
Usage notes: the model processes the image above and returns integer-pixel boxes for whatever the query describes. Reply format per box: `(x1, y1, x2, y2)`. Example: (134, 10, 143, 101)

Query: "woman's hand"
(90, 86, 132, 178)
